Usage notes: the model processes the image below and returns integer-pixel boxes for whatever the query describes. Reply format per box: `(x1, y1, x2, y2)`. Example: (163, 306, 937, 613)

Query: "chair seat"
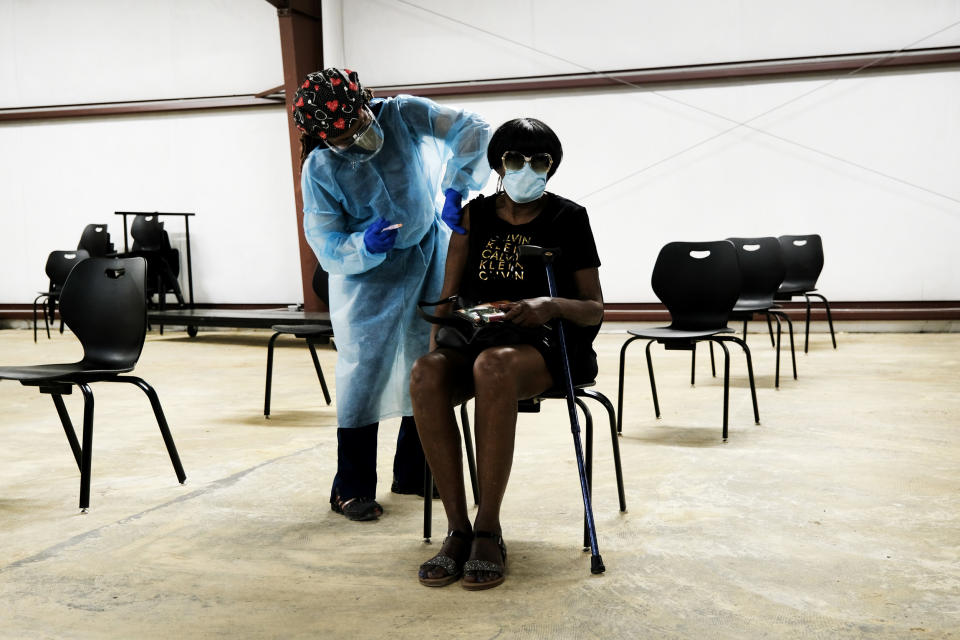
(534, 381, 596, 399)
(628, 325, 733, 340)
(521, 381, 597, 409)
(777, 282, 817, 296)
(731, 297, 776, 313)
(729, 308, 765, 318)
(271, 324, 333, 338)
(0, 362, 132, 383)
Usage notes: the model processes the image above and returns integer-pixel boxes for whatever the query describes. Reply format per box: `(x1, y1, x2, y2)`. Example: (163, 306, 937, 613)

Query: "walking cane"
(519, 245, 605, 574)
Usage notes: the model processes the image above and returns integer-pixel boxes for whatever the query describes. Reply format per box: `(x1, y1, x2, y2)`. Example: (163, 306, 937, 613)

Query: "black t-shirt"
(460, 191, 602, 348)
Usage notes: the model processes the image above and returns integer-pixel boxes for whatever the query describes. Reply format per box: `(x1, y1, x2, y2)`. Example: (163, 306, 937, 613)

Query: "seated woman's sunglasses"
(501, 151, 553, 175)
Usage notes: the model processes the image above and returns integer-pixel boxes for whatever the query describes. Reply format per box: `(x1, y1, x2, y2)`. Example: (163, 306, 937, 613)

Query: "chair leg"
(742, 319, 748, 342)
(772, 310, 798, 380)
(114, 376, 187, 484)
(690, 343, 696, 386)
(809, 293, 837, 349)
(766, 313, 775, 347)
(77, 383, 95, 512)
(718, 336, 761, 425)
(48, 297, 58, 337)
(459, 402, 479, 506)
(645, 340, 660, 419)
(32, 295, 44, 343)
(709, 341, 716, 377)
(712, 340, 731, 442)
(157, 274, 166, 335)
(55, 295, 64, 335)
(579, 389, 627, 513)
(803, 294, 812, 353)
(423, 463, 433, 542)
(770, 312, 782, 389)
(161, 262, 186, 307)
(43, 298, 52, 340)
(616, 335, 642, 434)
(575, 397, 593, 550)
(51, 392, 82, 470)
(264, 332, 281, 417)
(307, 341, 332, 405)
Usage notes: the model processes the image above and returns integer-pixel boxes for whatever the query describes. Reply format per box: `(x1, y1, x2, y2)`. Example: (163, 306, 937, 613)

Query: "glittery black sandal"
(418, 529, 473, 587)
(330, 494, 383, 521)
(462, 530, 507, 591)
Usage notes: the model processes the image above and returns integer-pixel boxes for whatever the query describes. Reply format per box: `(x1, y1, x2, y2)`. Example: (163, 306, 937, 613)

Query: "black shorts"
(439, 323, 598, 387)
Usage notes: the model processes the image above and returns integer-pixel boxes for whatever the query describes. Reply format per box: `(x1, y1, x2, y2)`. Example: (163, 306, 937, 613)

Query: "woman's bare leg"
(468, 345, 553, 584)
(410, 349, 474, 580)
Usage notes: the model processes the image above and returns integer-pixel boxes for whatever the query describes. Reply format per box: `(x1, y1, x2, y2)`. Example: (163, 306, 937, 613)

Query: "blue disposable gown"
(302, 95, 491, 428)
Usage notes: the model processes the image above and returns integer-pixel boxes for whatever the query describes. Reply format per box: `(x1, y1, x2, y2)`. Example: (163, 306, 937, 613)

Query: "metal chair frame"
(1, 257, 186, 511)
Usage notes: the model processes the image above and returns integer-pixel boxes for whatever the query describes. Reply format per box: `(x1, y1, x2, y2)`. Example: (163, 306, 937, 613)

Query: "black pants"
(330, 415, 426, 502)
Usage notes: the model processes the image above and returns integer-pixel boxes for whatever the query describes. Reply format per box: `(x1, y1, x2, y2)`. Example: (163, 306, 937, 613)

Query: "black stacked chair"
(128, 214, 186, 309)
(0, 257, 186, 511)
(776, 234, 836, 352)
(77, 224, 116, 257)
(33, 249, 89, 343)
(726, 236, 797, 387)
(263, 264, 334, 417)
(617, 240, 760, 442)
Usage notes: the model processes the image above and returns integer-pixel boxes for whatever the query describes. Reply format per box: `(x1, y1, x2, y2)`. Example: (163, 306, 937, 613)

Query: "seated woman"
(409, 118, 604, 590)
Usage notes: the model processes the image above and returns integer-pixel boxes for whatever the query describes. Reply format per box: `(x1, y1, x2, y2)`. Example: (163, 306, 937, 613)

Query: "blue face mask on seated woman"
(501, 151, 552, 203)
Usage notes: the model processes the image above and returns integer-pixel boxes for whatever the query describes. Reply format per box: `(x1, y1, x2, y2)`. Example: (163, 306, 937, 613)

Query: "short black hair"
(487, 118, 563, 179)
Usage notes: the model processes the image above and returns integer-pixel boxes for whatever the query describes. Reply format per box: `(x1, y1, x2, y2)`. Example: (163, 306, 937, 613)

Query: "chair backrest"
(131, 215, 171, 252)
(652, 240, 741, 331)
(45, 249, 90, 292)
(778, 234, 824, 291)
(58, 257, 147, 370)
(726, 237, 785, 307)
(77, 224, 115, 257)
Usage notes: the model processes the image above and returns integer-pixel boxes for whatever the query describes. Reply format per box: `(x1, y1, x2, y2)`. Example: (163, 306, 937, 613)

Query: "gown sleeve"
(301, 154, 388, 276)
(395, 95, 491, 198)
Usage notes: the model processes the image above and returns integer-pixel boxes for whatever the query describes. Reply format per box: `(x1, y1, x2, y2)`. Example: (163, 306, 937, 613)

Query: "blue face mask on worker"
(327, 108, 385, 163)
(501, 151, 551, 203)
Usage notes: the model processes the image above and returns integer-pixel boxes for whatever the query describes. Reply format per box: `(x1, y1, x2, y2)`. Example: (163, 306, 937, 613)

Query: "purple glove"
(441, 188, 465, 234)
(363, 217, 398, 254)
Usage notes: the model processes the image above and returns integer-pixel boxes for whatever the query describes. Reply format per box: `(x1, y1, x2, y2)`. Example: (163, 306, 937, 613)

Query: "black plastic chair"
(0, 257, 186, 511)
(263, 265, 334, 417)
(77, 224, 116, 257)
(128, 214, 186, 309)
(725, 236, 797, 387)
(423, 389, 627, 552)
(775, 234, 836, 352)
(617, 240, 760, 442)
(33, 249, 89, 343)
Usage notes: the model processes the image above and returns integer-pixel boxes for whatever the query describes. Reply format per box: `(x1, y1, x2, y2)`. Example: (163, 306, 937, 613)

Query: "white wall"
(0, 0, 302, 304)
(2, 1, 959, 305)
(328, 0, 960, 84)
(436, 69, 960, 303)
(0, 0, 281, 108)
(0, 107, 301, 303)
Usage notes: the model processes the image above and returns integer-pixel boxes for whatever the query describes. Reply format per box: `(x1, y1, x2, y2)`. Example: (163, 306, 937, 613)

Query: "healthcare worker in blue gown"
(292, 68, 491, 521)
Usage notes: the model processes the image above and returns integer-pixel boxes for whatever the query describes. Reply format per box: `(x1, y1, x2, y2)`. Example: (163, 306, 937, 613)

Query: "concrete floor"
(0, 327, 958, 639)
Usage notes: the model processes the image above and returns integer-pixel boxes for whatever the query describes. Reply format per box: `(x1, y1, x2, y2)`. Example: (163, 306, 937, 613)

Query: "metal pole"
(539, 248, 605, 574)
